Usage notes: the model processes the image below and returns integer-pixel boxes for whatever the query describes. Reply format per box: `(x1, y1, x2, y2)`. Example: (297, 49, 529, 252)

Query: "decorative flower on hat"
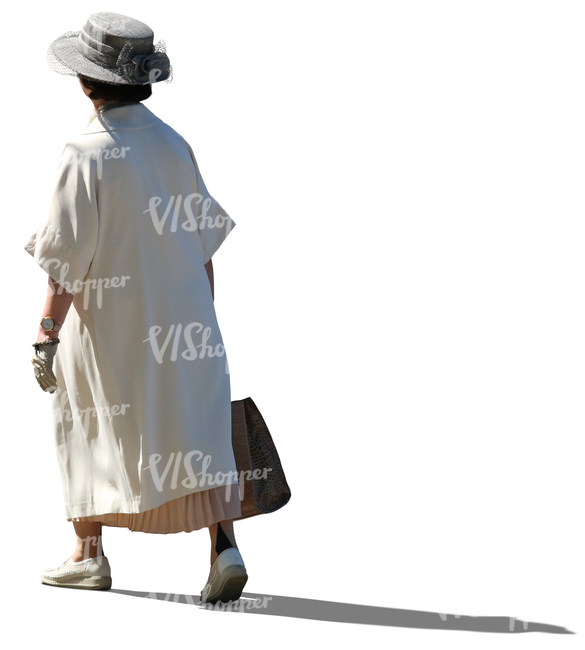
(113, 40, 172, 84)
(132, 52, 163, 84)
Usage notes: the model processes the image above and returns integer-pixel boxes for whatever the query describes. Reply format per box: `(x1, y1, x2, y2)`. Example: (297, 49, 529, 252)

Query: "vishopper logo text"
(53, 386, 130, 439)
(144, 449, 272, 495)
(438, 613, 529, 631)
(143, 322, 227, 368)
(95, 14, 132, 38)
(143, 193, 233, 235)
(145, 591, 273, 612)
(93, 16, 168, 85)
(199, 596, 272, 612)
(47, 259, 130, 308)
(65, 146, 131, 180)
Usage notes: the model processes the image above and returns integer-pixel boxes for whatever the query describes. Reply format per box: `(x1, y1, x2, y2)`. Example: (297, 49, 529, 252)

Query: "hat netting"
(47, 32, 173, 85)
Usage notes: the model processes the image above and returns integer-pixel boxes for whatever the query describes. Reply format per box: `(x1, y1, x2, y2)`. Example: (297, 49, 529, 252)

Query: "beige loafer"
(200, 548, 248, 604)
(40, 555, 112, 590)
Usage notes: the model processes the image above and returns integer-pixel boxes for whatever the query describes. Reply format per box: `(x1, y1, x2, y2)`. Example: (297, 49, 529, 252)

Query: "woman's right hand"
(31, 339, 60, 393)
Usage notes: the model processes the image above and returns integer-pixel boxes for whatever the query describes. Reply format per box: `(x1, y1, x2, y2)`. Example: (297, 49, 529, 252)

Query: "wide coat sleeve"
(183, 140, 236, 265)
(24, 141, 99, 295)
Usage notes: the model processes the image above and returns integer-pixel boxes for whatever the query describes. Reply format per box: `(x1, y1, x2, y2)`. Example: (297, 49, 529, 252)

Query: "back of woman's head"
(78, 74, 152, 102)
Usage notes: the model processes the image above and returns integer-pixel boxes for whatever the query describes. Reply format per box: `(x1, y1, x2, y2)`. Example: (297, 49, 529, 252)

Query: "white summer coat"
(24, 103, 239, 519)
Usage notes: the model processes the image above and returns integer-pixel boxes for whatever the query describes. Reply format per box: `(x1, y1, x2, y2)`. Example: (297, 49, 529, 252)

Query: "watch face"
(41, 317, 54, 330)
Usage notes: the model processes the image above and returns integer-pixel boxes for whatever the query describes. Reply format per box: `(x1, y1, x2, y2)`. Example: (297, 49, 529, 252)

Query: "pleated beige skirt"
(67, 485, 242, 534)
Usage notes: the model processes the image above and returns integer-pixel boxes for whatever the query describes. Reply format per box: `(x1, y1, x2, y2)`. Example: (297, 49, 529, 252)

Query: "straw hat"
(47, 11, 172, 85)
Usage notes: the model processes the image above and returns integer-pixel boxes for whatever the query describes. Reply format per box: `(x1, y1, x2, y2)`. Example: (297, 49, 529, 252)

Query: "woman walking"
(25, 12, 247, 604)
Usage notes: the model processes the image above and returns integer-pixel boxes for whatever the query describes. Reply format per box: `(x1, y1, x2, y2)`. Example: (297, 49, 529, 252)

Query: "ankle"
(72, 550, 100, 562)
(215, 522, 236, 554)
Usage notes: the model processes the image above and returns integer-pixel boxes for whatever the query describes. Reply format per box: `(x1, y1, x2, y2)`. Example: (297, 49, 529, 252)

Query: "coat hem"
(63, 475, 242, 519)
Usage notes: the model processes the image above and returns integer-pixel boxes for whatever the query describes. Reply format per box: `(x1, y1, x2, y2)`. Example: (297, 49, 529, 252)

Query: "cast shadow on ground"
(105, 589, 574, 634)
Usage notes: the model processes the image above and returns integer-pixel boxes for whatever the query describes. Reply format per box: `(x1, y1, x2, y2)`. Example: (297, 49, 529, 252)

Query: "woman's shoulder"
(155, 118, 192, 151)
(53, 132, 132, 178)
(63, 130, 117, 155)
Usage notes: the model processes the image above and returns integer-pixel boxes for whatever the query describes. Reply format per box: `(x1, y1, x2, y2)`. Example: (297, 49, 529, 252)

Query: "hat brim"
(47, 31, 170, 85)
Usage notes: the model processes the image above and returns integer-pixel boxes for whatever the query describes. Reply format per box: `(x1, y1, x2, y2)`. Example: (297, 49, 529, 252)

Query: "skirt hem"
(67, 484, 242, 534)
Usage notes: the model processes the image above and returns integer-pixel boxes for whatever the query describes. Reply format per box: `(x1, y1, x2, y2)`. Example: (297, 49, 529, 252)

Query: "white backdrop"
(2, 1, 583, 647)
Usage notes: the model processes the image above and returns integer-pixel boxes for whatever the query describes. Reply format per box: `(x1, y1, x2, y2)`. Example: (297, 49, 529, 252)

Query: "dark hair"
(78, 74, 152, 102)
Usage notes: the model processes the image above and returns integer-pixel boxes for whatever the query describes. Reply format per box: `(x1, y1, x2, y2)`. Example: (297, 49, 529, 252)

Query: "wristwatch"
(40, 316, 63, 332)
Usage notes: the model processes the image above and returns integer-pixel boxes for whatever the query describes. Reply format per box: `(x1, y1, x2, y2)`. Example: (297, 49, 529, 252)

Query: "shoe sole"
(41, 576, 112, 590)
(201, 565, 248, 604)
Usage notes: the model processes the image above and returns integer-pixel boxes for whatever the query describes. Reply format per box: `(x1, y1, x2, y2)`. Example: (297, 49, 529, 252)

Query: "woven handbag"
(230, 397, 291, 520)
